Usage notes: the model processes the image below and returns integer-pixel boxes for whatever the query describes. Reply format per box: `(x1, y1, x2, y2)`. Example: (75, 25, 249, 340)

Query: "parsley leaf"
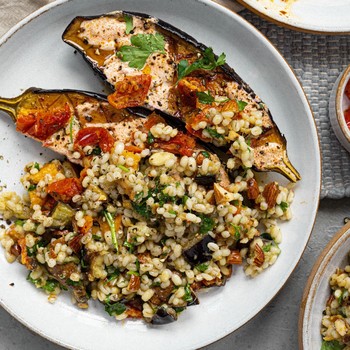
(237, 100, 248, 111)
(28, 184, 36, 191)
(105, 300, 126, 316)
(262, 243, 272, 252)
(321, 340, 345, 350)
(42, 279, 60, 293)
(199, 215, 215, 234)
(195, 263, 209, 272)
(183, 284, 193, 303)
(124, 14, 133, 34)
(280, 201, 289, 212)
(201, 151, 210, 158)
(196, 91, 215, 104)
(118, 33, 165, 69)
(177, 47, 226, 81)
(103, 210, 118, 252)
(205, 127, 224, 139)
(147, 131, 155, 144)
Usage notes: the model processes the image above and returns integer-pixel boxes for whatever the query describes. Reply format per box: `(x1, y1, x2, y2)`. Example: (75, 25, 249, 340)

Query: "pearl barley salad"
(321, 263, 350, 349)
(0, 112, 293, 324)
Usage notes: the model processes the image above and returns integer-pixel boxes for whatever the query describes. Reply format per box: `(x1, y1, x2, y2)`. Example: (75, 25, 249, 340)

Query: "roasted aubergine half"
(62, 11, 301, 182)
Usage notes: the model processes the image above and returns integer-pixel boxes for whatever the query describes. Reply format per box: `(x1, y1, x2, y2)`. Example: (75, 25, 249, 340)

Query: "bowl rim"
(298, 220, 350, 350)
(336, 64, 350, 144)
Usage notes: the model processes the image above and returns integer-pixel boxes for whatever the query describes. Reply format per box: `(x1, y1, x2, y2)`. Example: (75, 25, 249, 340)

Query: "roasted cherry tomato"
(345, 108, 350, 130)
(74, 127, 115, 153)
(155, 132, 196, 157)
(108, 74, 152, 109)
(177, 78, 203, 108)
(16, 104, 71, 140)
(47, 178, 83, 203)
(345, 80, 350, 100)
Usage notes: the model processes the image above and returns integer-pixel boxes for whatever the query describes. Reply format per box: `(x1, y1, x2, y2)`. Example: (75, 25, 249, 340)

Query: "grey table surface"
(0, 1, 350, 350)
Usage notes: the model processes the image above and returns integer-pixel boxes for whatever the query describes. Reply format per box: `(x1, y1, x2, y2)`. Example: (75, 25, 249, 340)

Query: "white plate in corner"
(0, 0, 320, 349)
(299, 222, 350, 350)
(237, 0, 350, 34)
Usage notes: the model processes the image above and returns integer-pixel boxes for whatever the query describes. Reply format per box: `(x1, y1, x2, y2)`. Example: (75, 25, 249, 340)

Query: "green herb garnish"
(177, 47, 226, 81)
(33, 162, 40, 170)
(199, 215, 215, 234)
(103, 210, 118, 252)
(168, 209, 177, 215)
(147, 131, 155, 144)
(91, 146, 102, 156)
(92, 234, 102, 241)
(201, 151, 210, 158)
(127, 270, 140, 276)
(196, 91, 215, 104)
(124, 14, 133, 34)
(15, 219, 25, 226)
(262, 243, 272, 253)
(280, 201, 289, 212)
(182, 195, 189, 206)
(123, 241, 135, 253)
(183, 284, 193, 303)
(231, 224, 241, 240)
(205, 127, 224, 139)
(26, 273, 39, 285)
(26, 245, 38, 257)
(260, 232, 273, 240)
(117, 33, 165, 69)
(174, 306, 186, 313)
(118, 164, 130, 172)
(321, 340, 345, 350)
(42, 279, 60, 293)
(105, 298, 126, 316)
(237, 100, 248, 111)
(66, 279, 82, 287)
(28, 184, 36, 191)
(195, 263, 209, 272)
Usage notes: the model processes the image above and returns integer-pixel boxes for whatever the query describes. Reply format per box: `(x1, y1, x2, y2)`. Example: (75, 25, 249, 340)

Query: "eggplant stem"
(0, 95, 21, 122)
(276, 157, 301, 183)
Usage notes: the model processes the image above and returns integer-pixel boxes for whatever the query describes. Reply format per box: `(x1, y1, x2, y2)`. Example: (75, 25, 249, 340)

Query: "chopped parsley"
(205, 127, 224, 139)
(15, 219, 25, 226)
(201, 151, 210, 158)
(117, 33, 166, 69)
(260, 232, 273, 240)
(28, 184, 36, 191)
(92, 234, 102, 241)
(124, 14, 133, 34)
(104, 297, 126, 316)
(262, 243, 272, 253)
(182, 195, 189, 206)
(199, 215, 215, 234)
(174, 306, 186, 313)
(195, 263, 209, 272)
(177, 47, 226, 81)
(321, 340, 345, 350)
(66, 279, 82, 287)
(196, 91, 215, 104)
(183, 284, 193, 303)
(42, 279, 60, 293)
(280, 201, 289, 212)
(147, 131, 155, 144)
(127, 270, 140, 276)
(230, 224, 241, 240)
(237, 100, 248, 111)
(123, 240, 135, 253)
(91, 146, 102, 155)
(33, 162, 40, 170)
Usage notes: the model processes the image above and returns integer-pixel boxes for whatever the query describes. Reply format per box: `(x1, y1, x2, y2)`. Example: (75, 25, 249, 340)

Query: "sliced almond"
(262, 182, 280, 208)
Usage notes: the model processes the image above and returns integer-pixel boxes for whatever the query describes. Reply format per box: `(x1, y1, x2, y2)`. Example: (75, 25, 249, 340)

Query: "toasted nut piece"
(262, 182, 280, 208)
(227, 250, 242, 265)
(127, 274, 141, 292)
(214, 183, 235, 204)
(253, 243, 265, 267)
(247, 178, 259, 200)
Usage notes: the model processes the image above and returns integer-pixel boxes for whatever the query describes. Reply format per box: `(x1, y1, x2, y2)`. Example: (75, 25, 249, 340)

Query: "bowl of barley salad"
(299, 222, 350, 350)
(0, 0, 320, 349)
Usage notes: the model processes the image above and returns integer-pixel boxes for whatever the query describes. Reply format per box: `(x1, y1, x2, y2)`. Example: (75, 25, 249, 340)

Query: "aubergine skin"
(62, 11, 300, 182)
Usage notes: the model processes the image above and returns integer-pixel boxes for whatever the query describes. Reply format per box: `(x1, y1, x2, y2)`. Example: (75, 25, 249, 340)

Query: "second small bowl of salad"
(299, 221, 350, 350)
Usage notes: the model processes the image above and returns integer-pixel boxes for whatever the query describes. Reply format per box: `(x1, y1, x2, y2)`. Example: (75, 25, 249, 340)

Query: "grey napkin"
(0, 0, 349, 199)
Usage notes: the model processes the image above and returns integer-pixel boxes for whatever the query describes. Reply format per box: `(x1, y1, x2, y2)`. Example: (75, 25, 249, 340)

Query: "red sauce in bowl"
(345, 80, 350, 130)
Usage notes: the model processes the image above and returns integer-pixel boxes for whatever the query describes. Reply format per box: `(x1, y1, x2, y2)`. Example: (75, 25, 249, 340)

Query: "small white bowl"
(329, 65, 350, 153)
(299, 221, 350, 349)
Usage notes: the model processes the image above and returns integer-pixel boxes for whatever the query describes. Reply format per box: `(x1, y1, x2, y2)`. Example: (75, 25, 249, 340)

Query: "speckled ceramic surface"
(299, 222, 350, 350)
(0, 0, 320, 349)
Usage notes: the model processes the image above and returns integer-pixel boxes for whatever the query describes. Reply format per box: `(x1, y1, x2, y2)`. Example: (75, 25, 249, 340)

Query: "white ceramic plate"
(0, 0, 320, 349)
(237, 0, 350, 34)
(299, 222, 350, 350)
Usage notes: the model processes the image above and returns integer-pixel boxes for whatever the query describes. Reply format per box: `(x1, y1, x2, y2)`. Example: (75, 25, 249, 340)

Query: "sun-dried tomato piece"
(155, 132, 196, 157)
(16, 104, 71, 140)
(108, 74, 152, 109)
(47, 178, 83, 203)
(74, 127, 115, 153)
